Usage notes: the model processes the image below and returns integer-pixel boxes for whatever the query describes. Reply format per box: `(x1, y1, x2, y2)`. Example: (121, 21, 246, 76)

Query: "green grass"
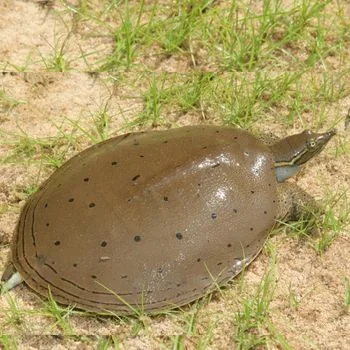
(39, 29, 73, 72)
(282, 188, 350, 255)
(0, 334, 17, 350)
(0, 119, 84, 168)
(344, 278, 350, 312)
(125, 74, 169, 128)
(66, 103, 114, 143)
(313, 190, 350, 254)
(98, 70, 349, 130)
(233, 242, 291, 349)
(41, 288, 76, 335)
(8, 0, 341, 72)
(3, 0, 348, 71)
(166, 308, 215, 349)
(97, 336, 121, 350)
(0, 293, 28, 333)
(0, 89, 25, 113)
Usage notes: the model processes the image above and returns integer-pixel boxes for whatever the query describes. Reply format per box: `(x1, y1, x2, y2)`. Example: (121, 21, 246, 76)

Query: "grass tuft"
(0, 334, 17, 350)
(40, 288, 76, 335)
(234, 242, 290, 349)
(0, 293, 27, 332)
(344, 278, 350, 312)
(0, 89, 26, 113)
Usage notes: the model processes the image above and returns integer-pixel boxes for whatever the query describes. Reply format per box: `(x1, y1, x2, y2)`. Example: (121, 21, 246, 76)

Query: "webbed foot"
(1, 263, 24, 294)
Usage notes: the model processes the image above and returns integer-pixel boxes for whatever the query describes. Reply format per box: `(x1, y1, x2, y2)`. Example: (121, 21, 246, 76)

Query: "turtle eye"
(307, 139, 316, 148)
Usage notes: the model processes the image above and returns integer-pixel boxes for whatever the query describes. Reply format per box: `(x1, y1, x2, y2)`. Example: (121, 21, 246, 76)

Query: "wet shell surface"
(13, 125, 277, 313)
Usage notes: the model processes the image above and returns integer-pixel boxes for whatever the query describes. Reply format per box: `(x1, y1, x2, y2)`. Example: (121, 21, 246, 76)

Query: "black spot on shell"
(89, 203, 96, 208)
(100, 241, 107, 247)
(264, 210, 267, 214)
(227, 243, 232, 247)
(46, 223, 50, 227)
(132, 175, 140, 181)
(111, 161, 117, 165)
(73, 263, 78, 267)
(68, 198, 74, 202)
(202, 146, 207, 149)
(163, 140, 168, 144)
(268, 183, 271, 186)
(121, 275, 128, 279)
(273, 200, 276, 203)
(216, 130, 220, 133)
(54, 240, 60, 246)
(211, 163, 220, 168)
(176, 232, 183, 240)
(91, 275, 97, 279)
(177, 283, 181, 287)
(134, 235, 141, 242)
(234, 136, 238, 140)
(163, 196, 168, 201)
(211, 213, 217, 219)
(217, 262, 223, 266)
(246, 244, 250, 248)
(250, 227, 254, 231)
(84, 177, 89, 182)
(139, 155, 144, 158)
(197, 258, 201, 262)
(251, 191, 255, 194)
(133, 142, 140, 146)
(44, 203, 48, 208)
(233, 209, 238, 213)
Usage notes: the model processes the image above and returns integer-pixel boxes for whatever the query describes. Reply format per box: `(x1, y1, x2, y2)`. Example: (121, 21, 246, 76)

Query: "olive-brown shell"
(13, 125, 277, 313)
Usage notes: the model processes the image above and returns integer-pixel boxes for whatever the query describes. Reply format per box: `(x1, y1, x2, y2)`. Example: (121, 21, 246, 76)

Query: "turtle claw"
(1, 272, 23, 295)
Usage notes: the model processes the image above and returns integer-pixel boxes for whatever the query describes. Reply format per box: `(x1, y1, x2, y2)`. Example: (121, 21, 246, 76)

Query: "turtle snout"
(317, 129, 336, 145)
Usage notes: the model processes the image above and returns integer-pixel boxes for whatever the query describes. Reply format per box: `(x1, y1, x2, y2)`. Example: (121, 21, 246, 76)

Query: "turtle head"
(271, 129, 336, 182)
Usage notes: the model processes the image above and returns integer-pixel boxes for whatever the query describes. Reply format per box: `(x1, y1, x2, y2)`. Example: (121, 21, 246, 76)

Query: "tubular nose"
(327, 128, 337, 138)
(319, 129, 336, 143)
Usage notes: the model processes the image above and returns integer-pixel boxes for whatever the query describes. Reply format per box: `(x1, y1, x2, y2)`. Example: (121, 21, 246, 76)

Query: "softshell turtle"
(1, 125, 335, 314)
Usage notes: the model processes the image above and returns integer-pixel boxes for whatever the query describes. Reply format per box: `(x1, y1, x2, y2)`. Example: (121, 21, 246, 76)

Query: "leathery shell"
(13, 125, 277, 313)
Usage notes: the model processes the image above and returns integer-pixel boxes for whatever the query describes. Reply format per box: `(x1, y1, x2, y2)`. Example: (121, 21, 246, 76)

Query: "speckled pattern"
(12, 125, 277, 313)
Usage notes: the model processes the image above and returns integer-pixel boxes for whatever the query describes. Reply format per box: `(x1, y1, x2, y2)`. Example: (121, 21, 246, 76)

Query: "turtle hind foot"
(1, 263, 23, 294)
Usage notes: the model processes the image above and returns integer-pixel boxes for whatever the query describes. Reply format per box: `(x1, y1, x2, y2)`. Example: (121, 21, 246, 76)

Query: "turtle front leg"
(276, 182, 321, 223)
